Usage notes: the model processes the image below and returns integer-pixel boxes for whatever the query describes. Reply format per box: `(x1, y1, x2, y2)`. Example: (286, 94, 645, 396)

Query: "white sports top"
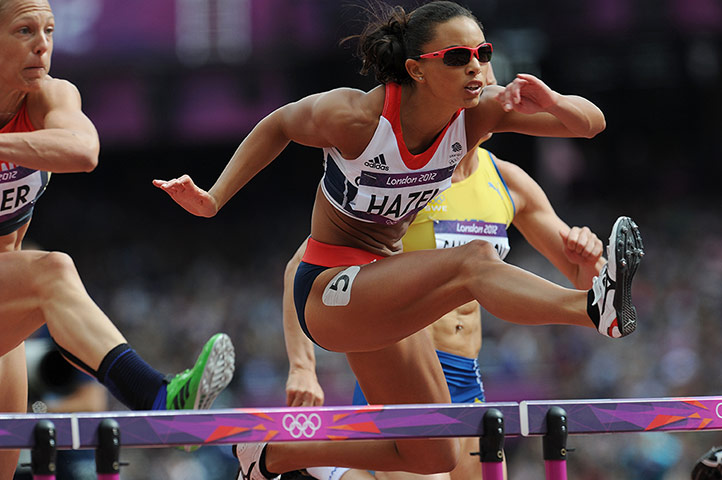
(321, 83, 467, 226)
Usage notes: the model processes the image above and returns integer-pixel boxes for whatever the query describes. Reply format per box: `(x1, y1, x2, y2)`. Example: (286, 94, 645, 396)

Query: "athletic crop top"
(0, 99, 51, 235)
(402, 148, 515, 259)
(321, 83, 467, 225)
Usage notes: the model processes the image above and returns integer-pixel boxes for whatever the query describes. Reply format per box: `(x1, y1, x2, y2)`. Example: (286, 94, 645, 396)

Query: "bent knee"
(30, 251, 80, 294)
(463, 239, 501, 259)
(38, 251, 78, 277)
(456, 239, 503, 272)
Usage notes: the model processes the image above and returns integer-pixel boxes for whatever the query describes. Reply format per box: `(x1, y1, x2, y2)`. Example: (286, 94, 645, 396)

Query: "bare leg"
(264, 332, 459, 475)
(0, 250, 125, 368)
(0, 250, 125, 479)
(1, 250, 233, 417)
(0, 343, 27, 480)
(305, 241, 589, 352)
(260, 242, 593, 475)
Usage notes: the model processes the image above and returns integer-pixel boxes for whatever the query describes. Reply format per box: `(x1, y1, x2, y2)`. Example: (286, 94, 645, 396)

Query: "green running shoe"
(167, 333, 235, 452)
(166, 333, 235, 411)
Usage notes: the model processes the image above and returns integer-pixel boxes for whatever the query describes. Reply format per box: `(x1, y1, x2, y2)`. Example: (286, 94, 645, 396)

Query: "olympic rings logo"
(282, 413, 322, 438)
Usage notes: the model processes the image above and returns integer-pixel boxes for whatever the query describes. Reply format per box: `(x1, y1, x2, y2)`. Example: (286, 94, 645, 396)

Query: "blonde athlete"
(0, 1, 235, 476)
(155, 2, 643, 478)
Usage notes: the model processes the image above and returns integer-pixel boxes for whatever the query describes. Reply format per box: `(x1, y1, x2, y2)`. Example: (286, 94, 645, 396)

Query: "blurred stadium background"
(17, 0, 722, 478)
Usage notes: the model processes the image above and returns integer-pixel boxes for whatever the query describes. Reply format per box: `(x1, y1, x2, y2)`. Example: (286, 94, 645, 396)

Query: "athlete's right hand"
(153, 175, 219, 218)
(286, 368, 325, 407)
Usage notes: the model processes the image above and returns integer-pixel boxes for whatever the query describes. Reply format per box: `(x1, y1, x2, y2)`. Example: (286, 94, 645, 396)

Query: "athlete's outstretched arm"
(470, 74, 606, 145)
(0, 79, 99, 172)
(497, 156, 605, 289)
(283, 238, 325, 407)
(153, 88, 371, 217)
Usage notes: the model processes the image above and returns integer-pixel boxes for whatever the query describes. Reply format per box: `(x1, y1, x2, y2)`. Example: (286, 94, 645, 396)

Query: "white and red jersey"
(0, 99, 51, 236)
(321, 83, 467, 226)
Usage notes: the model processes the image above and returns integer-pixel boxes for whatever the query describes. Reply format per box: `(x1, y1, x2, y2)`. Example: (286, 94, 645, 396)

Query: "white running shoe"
(234, 443, 279, 480)
(589, 216, 644, 338)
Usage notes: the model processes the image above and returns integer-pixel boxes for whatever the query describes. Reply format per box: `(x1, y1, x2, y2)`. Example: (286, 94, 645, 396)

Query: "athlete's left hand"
(153, 174, 219, 217)
(494, 73, 560, 114)
(286, 368, 325, 407)
(560, 226, 603, 267)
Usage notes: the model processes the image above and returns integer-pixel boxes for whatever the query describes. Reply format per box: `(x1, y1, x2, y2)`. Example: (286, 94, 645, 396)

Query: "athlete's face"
(0, 0, 54, 92)
(410, 16, 490, 109)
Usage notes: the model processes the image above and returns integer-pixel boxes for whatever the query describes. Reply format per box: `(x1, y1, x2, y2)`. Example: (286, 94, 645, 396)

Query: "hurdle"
(4, 396, 722, 480)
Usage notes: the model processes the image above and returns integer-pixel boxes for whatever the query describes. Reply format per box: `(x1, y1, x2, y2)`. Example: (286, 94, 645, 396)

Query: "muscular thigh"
(0, 250, 51, 354)
(347, 332, 458, 472)
(304, 247, 478, 352)
(346, 330, 450, 406)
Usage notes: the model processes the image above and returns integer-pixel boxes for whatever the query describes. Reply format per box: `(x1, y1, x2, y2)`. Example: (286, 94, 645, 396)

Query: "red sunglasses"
(417, 42, 493, 66)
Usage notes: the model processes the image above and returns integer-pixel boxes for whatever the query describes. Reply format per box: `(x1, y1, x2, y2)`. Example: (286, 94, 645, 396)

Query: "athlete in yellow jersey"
(282, 145, 606, 480)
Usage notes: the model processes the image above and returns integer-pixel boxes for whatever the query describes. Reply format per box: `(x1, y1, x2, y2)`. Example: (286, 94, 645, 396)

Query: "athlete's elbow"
(77, 142, 100, 172)
(584, 113, 606, 138)
(77, 150, 98, 172)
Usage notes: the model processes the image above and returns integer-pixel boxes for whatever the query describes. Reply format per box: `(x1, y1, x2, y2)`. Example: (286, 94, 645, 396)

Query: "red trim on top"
(0, 99, 34, 133)
(301, 237, 386, 268)
(382, 83, 462, 171)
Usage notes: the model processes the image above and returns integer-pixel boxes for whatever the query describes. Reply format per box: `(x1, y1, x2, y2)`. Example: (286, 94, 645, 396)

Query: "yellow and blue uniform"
(403, 147, 515, 257)
(353, 147, 515, 405)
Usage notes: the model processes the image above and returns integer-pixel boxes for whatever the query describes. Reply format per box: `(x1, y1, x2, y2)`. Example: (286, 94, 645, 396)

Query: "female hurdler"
(154, 2, 644, 478)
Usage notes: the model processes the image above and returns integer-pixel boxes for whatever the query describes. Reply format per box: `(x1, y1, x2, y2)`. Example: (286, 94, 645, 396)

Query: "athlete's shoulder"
(493, 156, 544, 214)
(493, 156, 527, 182)
(26, 76, 83, 127)
(309, 86, 384, 154)
(313, 85, 384, 125)
(32, 76, 82, 103)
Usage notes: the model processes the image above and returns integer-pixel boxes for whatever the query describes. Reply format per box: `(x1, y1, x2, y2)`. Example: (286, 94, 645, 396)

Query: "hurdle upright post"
(31, 419, 56, 480)
(95, 418, 121, 480)
(543, 406, 568, 480)
(476, 408, 505, 480)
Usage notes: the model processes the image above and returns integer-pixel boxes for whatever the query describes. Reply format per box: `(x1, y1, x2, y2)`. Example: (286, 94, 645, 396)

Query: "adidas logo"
(363, 153, 389, 171)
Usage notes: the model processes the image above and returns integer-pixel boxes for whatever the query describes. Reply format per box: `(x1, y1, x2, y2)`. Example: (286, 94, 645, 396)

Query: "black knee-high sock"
(53, 340, 167, 410)
(95, 344, 168, 410)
